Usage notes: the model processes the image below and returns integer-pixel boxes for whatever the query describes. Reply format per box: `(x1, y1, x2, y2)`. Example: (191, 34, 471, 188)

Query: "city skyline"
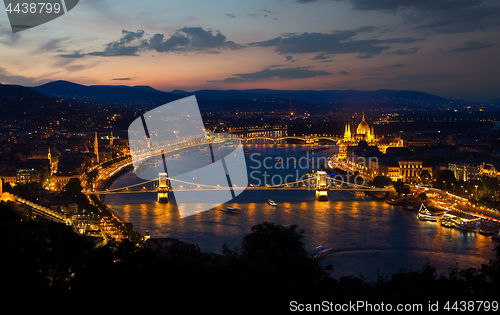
(0, 0, 500, 102)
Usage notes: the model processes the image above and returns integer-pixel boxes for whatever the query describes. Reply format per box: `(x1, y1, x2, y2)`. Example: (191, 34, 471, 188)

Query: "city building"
(16, 169, 41, 185)
(338, 113, 402, 158)
(50, 170, 80, 191)
(0, 170, 17, 186)
(449, 161, 480, 182)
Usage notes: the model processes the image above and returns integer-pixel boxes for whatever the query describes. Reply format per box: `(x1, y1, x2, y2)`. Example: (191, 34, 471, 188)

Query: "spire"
(362, 111, 365, 121)
(344, 123, 351, 142)
(110, 132, 113, 147)
(94, 132, 99, 164)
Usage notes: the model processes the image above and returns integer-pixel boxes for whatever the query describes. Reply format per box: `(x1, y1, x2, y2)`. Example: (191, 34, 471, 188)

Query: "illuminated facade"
(342, 113, 375, 143)
(339, 113, 403, 158)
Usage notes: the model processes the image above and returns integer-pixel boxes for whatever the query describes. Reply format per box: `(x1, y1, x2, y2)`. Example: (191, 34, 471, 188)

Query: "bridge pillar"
(315, 170, 328, 201)
(157, 172, 170, 203)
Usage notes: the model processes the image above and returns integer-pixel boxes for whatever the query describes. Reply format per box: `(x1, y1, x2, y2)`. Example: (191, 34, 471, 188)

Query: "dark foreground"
(1, 201, 499, 313)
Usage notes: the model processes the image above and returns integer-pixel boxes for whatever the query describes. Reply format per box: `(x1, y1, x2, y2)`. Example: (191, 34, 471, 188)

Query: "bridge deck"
(93, 186, 388, 194)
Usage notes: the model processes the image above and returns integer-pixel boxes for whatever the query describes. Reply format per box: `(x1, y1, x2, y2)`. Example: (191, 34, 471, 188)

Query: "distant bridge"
(239, 135, 340, 144)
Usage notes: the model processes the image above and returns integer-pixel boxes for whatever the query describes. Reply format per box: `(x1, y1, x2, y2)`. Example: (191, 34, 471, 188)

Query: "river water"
(104, 144, 497, 281)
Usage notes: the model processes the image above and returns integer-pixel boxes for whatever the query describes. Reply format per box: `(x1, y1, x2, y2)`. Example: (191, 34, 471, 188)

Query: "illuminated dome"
(356, 112, 370, 135)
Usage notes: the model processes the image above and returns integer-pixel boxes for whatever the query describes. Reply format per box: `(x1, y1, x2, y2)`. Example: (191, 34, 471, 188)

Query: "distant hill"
(174, 88, 450, 105)
(31, 80, 479, 110)
(171, 88, 478, 110)
(487, 98, 500, 106)
(33, 80, 182, 107)
(0, 82, 50, 100)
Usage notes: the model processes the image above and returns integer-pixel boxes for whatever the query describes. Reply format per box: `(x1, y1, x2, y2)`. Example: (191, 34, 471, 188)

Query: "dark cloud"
(356, 26, 378, 33)
(226, 14, 236, 18)
(208, 67, 332, 83)
(356, 54, 373, 59)
(309, 53, 331, 60)
(86, 30, 147, 57)
(266, 64, 286, 68)
(450, 41, 493, 52)
(391, 47, 419, 55)
(326, 0, 500, 34)
(249, 30, 423, 56)
(413, 6, 500, 33)
(248, 9, 275, 18)
(178, 27, 242, 50)
(285, 55, 294, 62)
(58, 27, 244, 58)
(347, 0, 484, 13)
(57, 50, 86, 58)
(339, 71, 349, 74)
(147, 33, 190, 53)
(384, 62, 404, 68)
(112, 77, 132, 81)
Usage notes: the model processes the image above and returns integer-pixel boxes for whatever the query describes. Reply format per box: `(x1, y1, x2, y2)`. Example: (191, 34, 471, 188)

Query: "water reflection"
(104, 144, 497, 281)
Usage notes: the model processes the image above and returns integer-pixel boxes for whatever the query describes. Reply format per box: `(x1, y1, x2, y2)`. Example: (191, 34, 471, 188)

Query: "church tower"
(94, 132, 99, 164)
(110, 132, 114, 147)
(344, 123, 351, 142)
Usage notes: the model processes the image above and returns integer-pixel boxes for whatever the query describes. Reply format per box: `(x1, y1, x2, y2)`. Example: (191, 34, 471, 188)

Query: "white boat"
(268, 199, 277, 206)
(416, 204, 438, 221)
(225, 206, 240, 213)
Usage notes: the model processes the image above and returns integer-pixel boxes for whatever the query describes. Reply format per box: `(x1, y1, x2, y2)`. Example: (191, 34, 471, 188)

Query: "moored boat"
(455, 221, 477, 231)
(441, 219, 455, 228)
(416, 204, 438, 221)
(225, 206, 240, 213)
(267, 199, 277, 206)
(478, 229, 496, 236)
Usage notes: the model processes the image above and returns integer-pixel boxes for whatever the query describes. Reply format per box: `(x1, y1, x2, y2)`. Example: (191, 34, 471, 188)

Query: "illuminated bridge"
(233, 129, 341, 144)
(91, 171, 388, 202)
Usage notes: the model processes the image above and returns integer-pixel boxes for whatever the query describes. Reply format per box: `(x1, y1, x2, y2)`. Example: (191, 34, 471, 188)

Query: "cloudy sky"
(1, 0, 500, 101)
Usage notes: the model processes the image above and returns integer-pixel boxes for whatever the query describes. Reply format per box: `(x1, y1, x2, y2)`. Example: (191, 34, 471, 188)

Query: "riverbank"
(90, 162, 143, 243)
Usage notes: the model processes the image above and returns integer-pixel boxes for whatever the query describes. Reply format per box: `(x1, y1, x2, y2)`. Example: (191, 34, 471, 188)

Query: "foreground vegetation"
(1, 201, 499, 313)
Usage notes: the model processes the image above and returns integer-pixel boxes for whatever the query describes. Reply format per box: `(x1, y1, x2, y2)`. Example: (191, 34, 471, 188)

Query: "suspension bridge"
(92, 171, 389, 202)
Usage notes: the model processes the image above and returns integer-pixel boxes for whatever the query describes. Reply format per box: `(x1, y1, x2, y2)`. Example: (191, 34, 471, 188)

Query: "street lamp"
(475, 185, 478, 199)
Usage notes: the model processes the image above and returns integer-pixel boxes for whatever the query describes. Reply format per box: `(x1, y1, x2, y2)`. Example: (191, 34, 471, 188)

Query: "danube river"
(104, 144, 497, 281)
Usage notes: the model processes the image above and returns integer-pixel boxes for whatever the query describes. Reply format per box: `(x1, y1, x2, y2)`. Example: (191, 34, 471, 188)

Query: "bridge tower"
(315, 170, 328, 201)
(157, 172, 170, 203)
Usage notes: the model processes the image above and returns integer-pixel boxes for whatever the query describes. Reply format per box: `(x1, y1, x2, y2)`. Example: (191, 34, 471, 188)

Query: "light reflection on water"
(105, 145, 497, 281)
